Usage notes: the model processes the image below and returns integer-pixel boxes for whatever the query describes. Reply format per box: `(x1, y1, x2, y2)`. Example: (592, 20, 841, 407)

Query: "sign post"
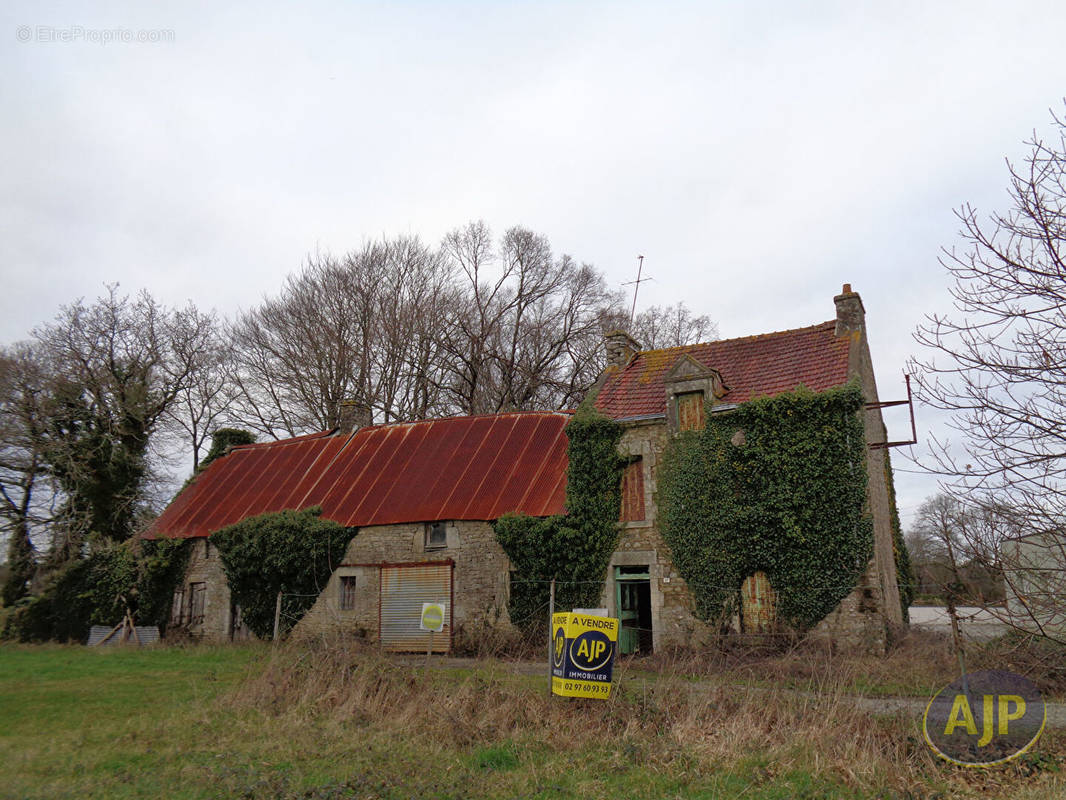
(550, 612, 619, 699)
(420, 602, 446, 666)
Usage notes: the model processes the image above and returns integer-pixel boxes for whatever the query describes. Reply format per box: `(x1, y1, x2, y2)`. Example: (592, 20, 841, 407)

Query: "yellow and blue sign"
(551, 612, 619, 699)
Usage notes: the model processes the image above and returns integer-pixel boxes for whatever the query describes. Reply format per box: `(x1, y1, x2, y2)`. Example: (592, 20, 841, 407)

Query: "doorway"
(615, 566, 653, 655)
(740, 570, 776, 634)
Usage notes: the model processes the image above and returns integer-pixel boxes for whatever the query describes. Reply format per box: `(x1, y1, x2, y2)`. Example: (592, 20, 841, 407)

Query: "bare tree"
(230, 237, 455, 437)
(910, 103, 1066, 641)
(630, 302, 718, 350)
(439, 222, 625, 414)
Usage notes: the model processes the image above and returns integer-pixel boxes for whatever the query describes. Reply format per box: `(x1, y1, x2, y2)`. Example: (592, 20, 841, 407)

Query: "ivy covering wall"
(1, 537, 189, 642)
(658, 383, 875, 631)
(885, 458, 916, 622)
(210, 507, 351, 638)
(494, 406, 624, 628)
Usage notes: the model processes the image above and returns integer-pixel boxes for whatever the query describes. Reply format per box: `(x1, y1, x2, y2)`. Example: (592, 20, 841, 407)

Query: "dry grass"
(629, 628, 1066, 702)
(227, 639, 1066, 799)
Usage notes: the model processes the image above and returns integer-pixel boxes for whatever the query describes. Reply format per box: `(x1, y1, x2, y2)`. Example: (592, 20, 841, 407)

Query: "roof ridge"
(631, 320, 836, 359)
(228, 411, 576, 451)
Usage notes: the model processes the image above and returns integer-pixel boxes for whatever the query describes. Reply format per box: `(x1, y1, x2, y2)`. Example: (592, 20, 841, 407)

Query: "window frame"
(339, 575, 358, 611)
(188, 582, 207, 625)
(424, 521, 448, 550)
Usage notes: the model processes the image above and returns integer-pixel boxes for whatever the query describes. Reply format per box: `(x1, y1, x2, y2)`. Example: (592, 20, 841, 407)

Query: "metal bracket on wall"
(866, 374, 918, 450)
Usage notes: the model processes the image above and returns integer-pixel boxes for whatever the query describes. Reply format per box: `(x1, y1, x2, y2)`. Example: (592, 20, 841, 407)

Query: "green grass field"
(1, 643, 1063, 799)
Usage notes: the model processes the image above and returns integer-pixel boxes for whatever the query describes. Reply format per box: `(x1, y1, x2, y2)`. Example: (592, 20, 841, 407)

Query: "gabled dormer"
(664, 354, 728, 432)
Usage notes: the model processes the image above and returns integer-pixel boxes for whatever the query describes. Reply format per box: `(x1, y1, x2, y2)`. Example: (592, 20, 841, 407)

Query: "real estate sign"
(551, 612, 619, 699)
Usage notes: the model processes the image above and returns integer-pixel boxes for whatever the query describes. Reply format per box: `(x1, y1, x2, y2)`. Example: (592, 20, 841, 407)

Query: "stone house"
(593, 284, 904, 653)
(147, 284, 904, 652)
(145, 413, 571, 649)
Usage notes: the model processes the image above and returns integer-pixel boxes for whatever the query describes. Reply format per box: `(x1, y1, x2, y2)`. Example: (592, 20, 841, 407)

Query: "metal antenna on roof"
(623, 255, 652, 328)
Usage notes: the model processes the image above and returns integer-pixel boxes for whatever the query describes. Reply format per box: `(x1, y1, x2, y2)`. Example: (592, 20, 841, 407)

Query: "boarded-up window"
(620, 458, 645, 522)
(188, 582, 206, 625)
(677, 391, 705, 431)
(339, 576, 358, 610)
(170, 588, 186, 625)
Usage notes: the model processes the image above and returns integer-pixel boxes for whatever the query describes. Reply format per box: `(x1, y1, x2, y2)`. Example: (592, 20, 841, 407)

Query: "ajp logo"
(552, 626, 566, 669)
(568, 630, 614, 672)
(923, 669, 1045, 766)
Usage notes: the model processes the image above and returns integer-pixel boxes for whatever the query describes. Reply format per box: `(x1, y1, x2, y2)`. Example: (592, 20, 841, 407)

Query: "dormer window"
(677, 391, 705, 431)
(663, 353, 727, 434)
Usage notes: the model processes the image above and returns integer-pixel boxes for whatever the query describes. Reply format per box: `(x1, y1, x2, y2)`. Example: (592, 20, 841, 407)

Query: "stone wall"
(174, 538, 234, 642)
(604, 419, 714, 649)
(811, 560, 888, 653)
(604, 335, 902, 653)
(295, 520, 512, 646)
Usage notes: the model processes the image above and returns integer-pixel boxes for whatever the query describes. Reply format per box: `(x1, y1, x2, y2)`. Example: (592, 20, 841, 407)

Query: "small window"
(425, 522, 447, 550)
(339, 576, 358, 610)
(677, 391, 705, 431)
(188, 582, 207, 625)
(620, 458, 645, 522)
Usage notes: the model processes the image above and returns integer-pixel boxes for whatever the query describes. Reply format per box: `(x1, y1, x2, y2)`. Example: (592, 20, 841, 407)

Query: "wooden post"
(548, 578, 555, 696)
(273, 591, 283, 645)
(426, 629, 434, 668)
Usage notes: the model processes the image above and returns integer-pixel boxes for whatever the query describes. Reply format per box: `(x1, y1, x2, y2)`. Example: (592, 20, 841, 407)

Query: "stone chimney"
(604, 329, 642, 368)
(834, 283, 866, 337)
(337, 400, 373, 433)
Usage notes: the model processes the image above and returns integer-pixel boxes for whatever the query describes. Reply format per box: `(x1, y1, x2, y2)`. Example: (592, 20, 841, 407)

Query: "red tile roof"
(594, 321, 851, 419)
(145, 412, 571, 540)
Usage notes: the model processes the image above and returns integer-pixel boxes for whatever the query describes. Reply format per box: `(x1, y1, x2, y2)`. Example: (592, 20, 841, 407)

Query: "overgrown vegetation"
(886, 458, 917, 622)
(658, 383, 875, 630)
(1, 537, 188, 642)
(199, 427, 256, 470)
(495, 406, 624, 627)
(2, 639, 1063, 799)
(210, 507, 351, 638)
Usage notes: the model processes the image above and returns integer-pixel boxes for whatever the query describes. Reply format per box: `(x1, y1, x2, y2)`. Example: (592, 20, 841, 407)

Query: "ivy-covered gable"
(658, 382, 875, 631)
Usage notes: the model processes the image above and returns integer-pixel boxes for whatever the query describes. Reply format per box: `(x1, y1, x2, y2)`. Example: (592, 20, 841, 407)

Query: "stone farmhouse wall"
(295, 520, 512, 645)
(172, 539, 236, 642)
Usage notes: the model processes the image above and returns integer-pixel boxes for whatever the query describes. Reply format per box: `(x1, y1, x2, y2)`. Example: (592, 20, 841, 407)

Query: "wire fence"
(260, 572, 942, 657)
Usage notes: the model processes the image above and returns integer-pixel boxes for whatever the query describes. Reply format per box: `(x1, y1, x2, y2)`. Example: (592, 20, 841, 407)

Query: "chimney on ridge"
(604, 329, 642, 368)
(834, 283, 865, 337)
(338, 400, 373, 433)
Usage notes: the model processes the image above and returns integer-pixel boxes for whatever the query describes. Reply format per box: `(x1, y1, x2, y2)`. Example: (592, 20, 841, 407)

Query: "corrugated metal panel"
(379, 562, 453, 652)
(319, 413, 571, 527)
(146, 432, 337, 539)
(145, 413, 571, 540)
(740, 571, 776, 634)
(87, 625, 160, 646)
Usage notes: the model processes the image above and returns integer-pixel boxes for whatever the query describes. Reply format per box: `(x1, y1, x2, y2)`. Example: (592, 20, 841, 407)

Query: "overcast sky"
(3, 1, 1064, 526)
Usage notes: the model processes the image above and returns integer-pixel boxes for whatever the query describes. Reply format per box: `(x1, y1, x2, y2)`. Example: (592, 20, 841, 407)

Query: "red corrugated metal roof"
(145, 412, 571, 540)
(594, 321, 851, 419)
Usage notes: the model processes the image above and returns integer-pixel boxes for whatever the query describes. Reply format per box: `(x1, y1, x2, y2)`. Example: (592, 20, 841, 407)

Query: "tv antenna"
(622, 255, 653, 327)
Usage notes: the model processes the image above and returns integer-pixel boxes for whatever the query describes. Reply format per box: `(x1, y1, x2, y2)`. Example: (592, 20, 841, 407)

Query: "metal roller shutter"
(379, 561, 453, 652)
